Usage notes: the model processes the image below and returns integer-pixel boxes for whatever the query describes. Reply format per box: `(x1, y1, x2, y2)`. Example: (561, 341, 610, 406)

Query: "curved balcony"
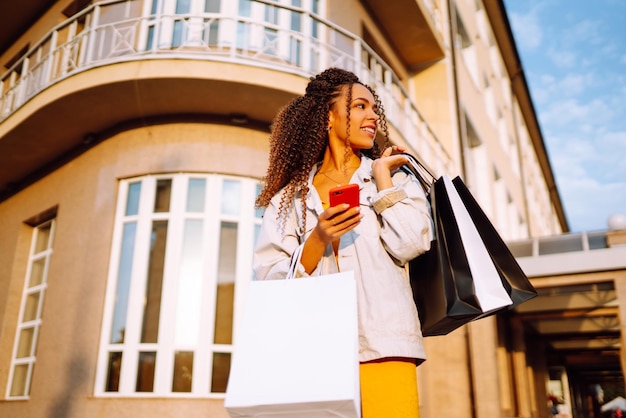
(0, 0, 453, 200)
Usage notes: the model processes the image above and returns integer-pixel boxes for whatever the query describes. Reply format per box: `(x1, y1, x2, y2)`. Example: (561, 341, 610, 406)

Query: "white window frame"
(94, 173, 261, 398)
(6, 219, 56, 399)
(141, 0, 230, 50)
(138, 0, 322, 65)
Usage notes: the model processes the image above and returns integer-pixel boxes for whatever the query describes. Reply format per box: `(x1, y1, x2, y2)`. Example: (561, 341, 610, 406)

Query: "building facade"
(0, 0, 575, 417)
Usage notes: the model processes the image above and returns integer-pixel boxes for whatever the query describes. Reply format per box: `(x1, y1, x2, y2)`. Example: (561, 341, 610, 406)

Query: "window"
(146, 0, 223, 49)
(238, 0, 306, 62)
(95, 174, 261, 397)
(6, 219, 56, 399)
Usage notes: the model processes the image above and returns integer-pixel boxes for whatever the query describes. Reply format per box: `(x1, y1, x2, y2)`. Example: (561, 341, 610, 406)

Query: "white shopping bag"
(442, 175, 513, 314)
(224, 271, 360, 418)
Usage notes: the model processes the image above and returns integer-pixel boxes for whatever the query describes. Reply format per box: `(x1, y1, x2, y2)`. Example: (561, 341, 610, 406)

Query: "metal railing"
(0, 0, 453, 174)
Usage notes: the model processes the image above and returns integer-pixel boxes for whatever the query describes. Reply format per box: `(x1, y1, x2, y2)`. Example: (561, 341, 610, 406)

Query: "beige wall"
(0, 1, 571, 417)
(0, 122, 268, 417)
(412, 61, 457, 163)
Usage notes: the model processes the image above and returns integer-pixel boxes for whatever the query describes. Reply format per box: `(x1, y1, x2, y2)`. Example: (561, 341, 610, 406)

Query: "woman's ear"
(327, 110, 335, 131)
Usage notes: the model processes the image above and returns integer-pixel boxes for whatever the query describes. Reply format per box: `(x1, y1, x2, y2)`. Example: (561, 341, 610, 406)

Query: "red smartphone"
(329, 184, 360, 208)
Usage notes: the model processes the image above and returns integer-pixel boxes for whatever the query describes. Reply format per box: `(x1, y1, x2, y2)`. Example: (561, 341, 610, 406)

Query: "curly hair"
(255, 67, 391, 234)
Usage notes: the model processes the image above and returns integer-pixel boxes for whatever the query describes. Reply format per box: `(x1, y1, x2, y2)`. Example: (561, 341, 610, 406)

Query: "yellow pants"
(359, 359, 420, 418)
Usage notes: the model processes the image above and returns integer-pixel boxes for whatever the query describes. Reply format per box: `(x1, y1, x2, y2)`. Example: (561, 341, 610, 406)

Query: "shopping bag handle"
(399, 152, 436, 194)
(286, 244, 328, 280)
(286, 245, 304, 280)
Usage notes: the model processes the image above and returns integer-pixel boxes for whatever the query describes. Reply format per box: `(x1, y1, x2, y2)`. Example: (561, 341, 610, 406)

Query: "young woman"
(253, 67, 432, 417)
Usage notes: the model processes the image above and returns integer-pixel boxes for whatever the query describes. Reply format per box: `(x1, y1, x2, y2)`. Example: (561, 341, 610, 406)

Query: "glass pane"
(28, 258, 45, 287)
(34, 223, 52, 253)
(264, 4, 278, 24)
(141, 220, 168, 343)
(239, 0, 251, 16)
(146, 26, 155, 50)
(290, 8, 301, 31)
(22, 292, 41, 322)
(206, 21, 219, 45)
(175, 220, 204, 345)
(173, 21, 184, 47)
(255, 184, 264, 218)
(221, 180, 241, 215)
(17, 327, 34, 358)
(136, 352, 156, 392)
(508, 240, 533, 258)
(110, 222, 137, 344)
(205, 0, 220, 12)
(211, 352, 231, 393)
(154, 179, 172, 213)
(126, 182, 142, 216)
(175, 0, 191, 13)
(9, 364, 29, 397)
(253, 224, 261, 280)
(186, 178, 206, 212)
(105, 352, 123, 392)
(236, 21, 249, 49)
(538, 234, 583, 255)
(172, 351, 194, 392)
(214, 222, 236, 344)
(588, 232, 608, 250)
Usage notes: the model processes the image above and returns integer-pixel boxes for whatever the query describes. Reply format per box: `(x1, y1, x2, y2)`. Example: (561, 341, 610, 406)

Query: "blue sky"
(502, 0, 626, 233)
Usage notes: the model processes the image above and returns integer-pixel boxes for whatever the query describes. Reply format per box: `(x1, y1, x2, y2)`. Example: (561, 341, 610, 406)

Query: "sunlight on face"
(329, 83, 379, 151)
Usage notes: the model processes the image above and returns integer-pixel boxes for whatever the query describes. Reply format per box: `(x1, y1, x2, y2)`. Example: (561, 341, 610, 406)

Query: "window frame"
(94, 173, 261, 398)
(6, 219, 56, 399)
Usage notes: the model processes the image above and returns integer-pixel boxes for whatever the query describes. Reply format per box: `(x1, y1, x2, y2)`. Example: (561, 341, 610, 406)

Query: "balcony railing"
(508, 229, 626, 278)
(0, 0, 453, 175)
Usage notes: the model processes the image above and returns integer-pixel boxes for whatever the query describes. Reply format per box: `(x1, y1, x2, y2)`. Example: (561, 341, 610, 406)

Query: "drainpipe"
(445, 2, 477, 418)
(509, 69, 533, 238)
(446, 0, 468, 180)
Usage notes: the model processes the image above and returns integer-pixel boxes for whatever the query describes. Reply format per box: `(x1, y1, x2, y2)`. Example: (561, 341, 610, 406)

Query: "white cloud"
(567, 19, 603, 46)
(540, 97, 614, 128)
(553, 73, 593, 96)
(545, 129, 626, 231)
(504, 0, 626, 232)
(558, 176, 626, 232)
(547, 48, 577, 68)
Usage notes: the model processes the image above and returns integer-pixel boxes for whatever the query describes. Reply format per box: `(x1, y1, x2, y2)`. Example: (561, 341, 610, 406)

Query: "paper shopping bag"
(437, 175, 513, 314)
(409, 218, 483, 336)
(402, 154, 514, 336)
(224, 272, 360, 418)
(451, 177, 537, 308)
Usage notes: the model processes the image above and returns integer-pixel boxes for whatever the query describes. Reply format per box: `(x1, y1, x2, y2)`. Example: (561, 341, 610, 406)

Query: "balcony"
(0, 0, 453, 201)
(508, 230, 626, 277)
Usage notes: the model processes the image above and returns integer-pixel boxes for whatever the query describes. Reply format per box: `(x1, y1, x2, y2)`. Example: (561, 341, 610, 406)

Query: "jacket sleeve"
(252, 194, 309, 280)
(371, 171, 433, 264)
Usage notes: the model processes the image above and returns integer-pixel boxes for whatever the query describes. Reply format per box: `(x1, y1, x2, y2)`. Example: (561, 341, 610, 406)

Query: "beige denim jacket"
(253, 156, 433, 362)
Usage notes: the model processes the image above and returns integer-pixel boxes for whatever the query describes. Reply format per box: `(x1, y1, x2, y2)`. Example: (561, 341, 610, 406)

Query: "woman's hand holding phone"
(318, 184, 362, 239)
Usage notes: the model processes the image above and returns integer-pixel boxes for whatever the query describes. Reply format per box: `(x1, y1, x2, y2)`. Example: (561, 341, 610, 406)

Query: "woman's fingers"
(318, 205, 362, 241)
(383, 145, 407, 157)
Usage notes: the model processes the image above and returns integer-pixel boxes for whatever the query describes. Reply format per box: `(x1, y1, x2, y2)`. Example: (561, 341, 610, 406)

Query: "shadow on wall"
(49, 354, 89, 418)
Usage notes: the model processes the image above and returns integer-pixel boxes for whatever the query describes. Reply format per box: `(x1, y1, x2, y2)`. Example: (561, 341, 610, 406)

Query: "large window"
(95, 174, 262, 397)
(6, 219, 56, 399)
(144, 0, 320, 67)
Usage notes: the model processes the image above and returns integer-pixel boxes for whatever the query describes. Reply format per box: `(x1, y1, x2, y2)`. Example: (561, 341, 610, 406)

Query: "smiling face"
(328, 83, 379, 152)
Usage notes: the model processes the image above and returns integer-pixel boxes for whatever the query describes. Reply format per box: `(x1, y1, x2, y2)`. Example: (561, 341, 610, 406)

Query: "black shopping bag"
(409, 176, 482, 336)
(402, 154, 529, 336)
(410, 174, 513, 336)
